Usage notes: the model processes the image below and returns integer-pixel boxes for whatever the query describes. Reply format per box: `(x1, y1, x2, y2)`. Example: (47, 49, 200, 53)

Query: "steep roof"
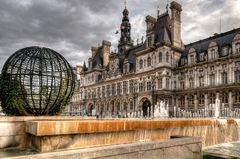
(153, 12, 172, 44)
(92, 47, 103, 68)
(179, 28, 240, 67)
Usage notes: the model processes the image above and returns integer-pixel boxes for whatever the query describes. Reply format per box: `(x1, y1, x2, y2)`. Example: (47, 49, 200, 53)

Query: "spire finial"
(166, 0, 169, 13)
(157, 5, 160, 18)
(124, 0, 127, 9)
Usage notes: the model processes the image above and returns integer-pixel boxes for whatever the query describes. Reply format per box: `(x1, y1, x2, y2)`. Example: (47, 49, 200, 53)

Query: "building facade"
(79, 1, 240, 117)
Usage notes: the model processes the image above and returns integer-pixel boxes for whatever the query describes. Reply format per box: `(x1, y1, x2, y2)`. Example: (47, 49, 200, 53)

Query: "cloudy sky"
(0, 0, 239, 70)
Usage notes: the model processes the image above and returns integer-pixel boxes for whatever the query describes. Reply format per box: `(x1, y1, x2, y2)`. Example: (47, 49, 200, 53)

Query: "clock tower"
(118, 3, 133, 56)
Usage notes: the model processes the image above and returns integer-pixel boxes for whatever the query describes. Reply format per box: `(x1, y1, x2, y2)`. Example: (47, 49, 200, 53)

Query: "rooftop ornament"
(0, 46, 75, 116)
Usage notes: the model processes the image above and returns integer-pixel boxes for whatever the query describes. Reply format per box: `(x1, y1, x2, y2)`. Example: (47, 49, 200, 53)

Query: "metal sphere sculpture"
(0, 46, 75, 116)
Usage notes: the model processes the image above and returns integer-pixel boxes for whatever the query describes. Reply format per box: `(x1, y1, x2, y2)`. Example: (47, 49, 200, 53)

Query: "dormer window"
(189, 54, 194, 64)
(147, 36, 152, 47)
(180, 58, 186, 66)
(209, 49, 216, 60)
(222, 47, 229, 56)
(236, 43, 240, 53)
(199, 52, 205, 62)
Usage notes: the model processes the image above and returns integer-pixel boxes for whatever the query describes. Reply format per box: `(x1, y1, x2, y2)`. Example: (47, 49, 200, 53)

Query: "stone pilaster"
(229, 91, 233, 109)
(204, 93, 208, 108)
(185, 95, 188, 110)
(194, 94, 198, 110)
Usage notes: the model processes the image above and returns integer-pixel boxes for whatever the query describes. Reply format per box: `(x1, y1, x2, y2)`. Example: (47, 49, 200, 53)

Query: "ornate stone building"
(79, 1, 240, 117)
(64, 65, 83, 115)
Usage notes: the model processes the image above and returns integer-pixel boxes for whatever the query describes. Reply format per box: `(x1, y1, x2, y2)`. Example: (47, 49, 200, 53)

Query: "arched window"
(139, 59, 143, 69)
(159, 52, 162, 62)
(166, 52, 169, 63)
(130, 100, 133, 110)
(147, 57, 151, 67)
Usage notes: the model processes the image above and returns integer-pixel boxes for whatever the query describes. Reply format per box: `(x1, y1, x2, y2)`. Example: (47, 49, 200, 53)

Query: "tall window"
(190, 54, 194, 64)
(209, 74, 215, 86)
(199, 76, 204, 87)
(107, 85, 110, 97)
(147, 81, 151, 91)
(199, 52, 205, 62)
(166, 52, 169, 63)
(235, 91, 240, 103)
(147, 57, 151, 67)
(199, 94, 204, 105)
(102, 86, 105, 97)
(97, 87, 101, 98)
(123, 81, 128, 94)
(112, 84, 116, 96)
(139, 83, 144, 92)
(235, 71, 240, 83)
(189, 95, 194, 109)
(158, 78, 162, 89)
(159, 52, 162, 62)
(148, 36, 152, 47)
(222, 92, 228, 104)
(221, 72, 228, 85)
(179, 96, 185, 108)
(166, 78, 170, 89)
(129, 80, 133, 93)
(209, 93, 215, 104)
(130, 100, 133, 110)
(222, 47, 229, 56)
(180, 81, 185, 89)
(209, 49, 216, 60)
(139, 59, 143, 69)
(117, 83, 121, 95)
(189, 78, 194, 88)
(236, 43, 240, 53)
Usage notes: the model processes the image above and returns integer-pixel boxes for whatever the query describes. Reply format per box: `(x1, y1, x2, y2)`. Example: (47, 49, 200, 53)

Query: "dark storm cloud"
(0, 0, 239, 70)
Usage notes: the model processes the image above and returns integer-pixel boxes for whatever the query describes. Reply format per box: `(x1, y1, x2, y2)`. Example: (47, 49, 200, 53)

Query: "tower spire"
(166, 0, 169, 13)
(118, 0, 133, 54)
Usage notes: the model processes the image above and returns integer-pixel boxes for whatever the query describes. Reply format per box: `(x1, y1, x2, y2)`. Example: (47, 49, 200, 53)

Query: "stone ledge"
(26, 118, 234, 136)
(8, 137, 202, 159)
(0, 116, 95, 122)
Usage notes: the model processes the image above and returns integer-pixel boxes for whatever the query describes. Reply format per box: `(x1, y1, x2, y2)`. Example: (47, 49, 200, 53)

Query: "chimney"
(102, 40, 111, 67)
(145, 15, 156, 33)
(91, 47, 98, 57)
(170, 1, 182, 48)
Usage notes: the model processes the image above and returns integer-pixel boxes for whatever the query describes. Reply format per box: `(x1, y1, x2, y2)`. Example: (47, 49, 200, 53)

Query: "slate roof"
(179, 28, 240, 67)
(92, 47, 103, 68)
(153, 12, 172, 44)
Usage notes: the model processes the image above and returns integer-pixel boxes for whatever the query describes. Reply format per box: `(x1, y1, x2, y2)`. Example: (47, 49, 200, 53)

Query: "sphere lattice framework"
(1, 46, 75, 115)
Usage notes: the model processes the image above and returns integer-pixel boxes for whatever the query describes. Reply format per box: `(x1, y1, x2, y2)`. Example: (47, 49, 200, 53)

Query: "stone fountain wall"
(0, 116, 95, 149)
(1, 117, 240, 153)
(25, 118, 240, 152)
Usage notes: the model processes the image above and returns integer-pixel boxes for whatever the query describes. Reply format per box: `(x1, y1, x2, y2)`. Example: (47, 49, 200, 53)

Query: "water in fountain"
(154, 101, 169, 118)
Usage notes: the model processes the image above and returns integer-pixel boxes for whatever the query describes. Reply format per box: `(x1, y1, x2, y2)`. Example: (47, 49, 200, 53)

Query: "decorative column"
(194, 94, 198, 111)
(204, 93, 208, 109)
